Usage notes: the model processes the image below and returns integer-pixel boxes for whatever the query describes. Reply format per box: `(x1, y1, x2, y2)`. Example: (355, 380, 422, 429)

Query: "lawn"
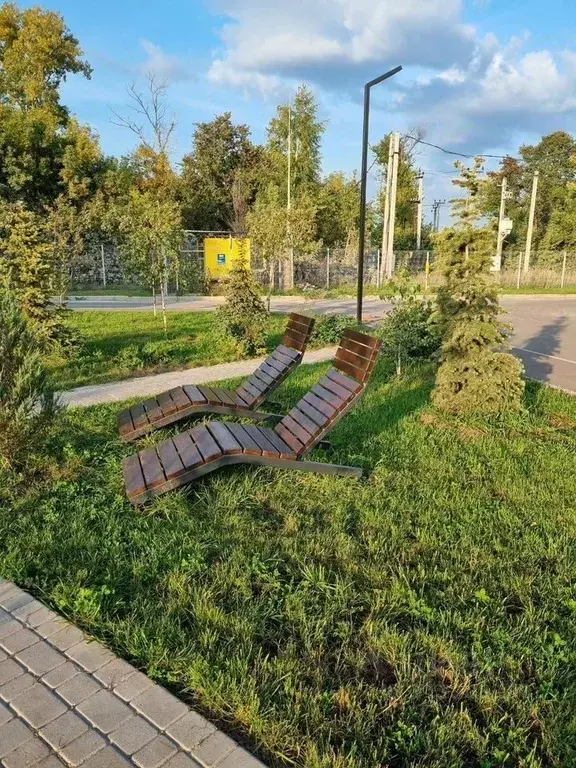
(1, 359, 576, 767)
(47, 310, 288, 390)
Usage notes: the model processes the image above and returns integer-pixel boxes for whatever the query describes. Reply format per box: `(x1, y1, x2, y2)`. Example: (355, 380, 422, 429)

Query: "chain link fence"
(67, 241, 576, 294)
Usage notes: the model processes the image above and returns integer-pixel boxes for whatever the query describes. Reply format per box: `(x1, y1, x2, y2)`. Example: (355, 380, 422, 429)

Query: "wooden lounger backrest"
(274, 329, 381, 456)
(235, 313, 315, 408)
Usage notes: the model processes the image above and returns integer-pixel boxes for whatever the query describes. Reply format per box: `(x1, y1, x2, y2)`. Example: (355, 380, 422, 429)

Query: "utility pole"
(286, 104, 294, 290)
(432, 199, 446, 232)
(416, 172, 424, 250)
(100, 243, 107, 288)
(385, 131, 400, 278)
(380, 137, 394, 284)
(493, 177, 507, 272)
(524, 170, 539, 273)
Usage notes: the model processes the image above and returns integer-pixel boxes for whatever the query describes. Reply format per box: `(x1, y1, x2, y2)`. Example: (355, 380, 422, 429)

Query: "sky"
(20, 0, 576, 227)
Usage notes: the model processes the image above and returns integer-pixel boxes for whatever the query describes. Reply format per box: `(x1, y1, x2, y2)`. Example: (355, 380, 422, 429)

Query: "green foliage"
(1, 360, 575, 767)
(216, 254, 268, 357)
(433, 160, 525, 414)
(377, 271, 441, 374)
(316, 171, 359, 250)
(0, 279, 58, 468)
(309, 313, 359, 346)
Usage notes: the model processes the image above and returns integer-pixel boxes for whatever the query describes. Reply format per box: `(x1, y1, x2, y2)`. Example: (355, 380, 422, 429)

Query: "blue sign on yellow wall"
(204, 238, 250, 278)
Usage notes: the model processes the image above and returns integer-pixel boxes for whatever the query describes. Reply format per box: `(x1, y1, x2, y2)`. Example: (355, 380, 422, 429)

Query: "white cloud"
(140, 40, 194, 83)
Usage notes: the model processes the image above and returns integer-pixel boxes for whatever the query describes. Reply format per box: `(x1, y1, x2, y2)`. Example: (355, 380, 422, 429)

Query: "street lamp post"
(357, 65, 402, 323)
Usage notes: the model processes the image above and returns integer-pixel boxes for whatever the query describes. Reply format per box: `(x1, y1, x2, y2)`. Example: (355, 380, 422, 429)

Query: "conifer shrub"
(216, 258, 268, 357)
(0, 280, 59, 468)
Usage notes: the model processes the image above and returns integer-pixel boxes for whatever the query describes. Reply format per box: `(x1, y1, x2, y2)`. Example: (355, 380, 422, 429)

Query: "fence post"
(376, 249, 381, 289)
(516, 251, 523, 290)
(101, 243, 107, 288)
(326, 248, 330, 289)
(561, 250, 567, 288)
(425, 251, 430, 292)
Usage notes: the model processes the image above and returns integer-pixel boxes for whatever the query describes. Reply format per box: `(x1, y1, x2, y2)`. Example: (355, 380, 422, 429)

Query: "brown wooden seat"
(124, 330, 382, 505)
(117, 313, 315, 442)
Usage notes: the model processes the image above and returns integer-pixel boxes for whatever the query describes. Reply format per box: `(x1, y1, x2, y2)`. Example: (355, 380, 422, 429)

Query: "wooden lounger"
(123, 330, 382, 505)
(117, 313, 315, 442)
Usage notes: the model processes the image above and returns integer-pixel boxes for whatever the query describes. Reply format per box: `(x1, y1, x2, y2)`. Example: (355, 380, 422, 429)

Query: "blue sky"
(21, 0, 576, 225)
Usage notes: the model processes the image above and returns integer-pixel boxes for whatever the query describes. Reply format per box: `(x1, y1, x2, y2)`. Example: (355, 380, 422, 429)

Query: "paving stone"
(35, 619, 67, 639)
(0, 606, 12, 622)
(65, 640, 115, 673)
(0, 588, 34, 613)
(93, 657, 134, 688)
(0, 658, 24, 686)
(25, 606, 57, 629)
(0, 618, 22, 640)
(217, 747, 268, 768)
(40, 710, 88, 750)
(56, 670, 102, 705)
(12, 599, 44, 623)
(113, 670, 153, 702)
(166, 711, 215, 751)
(132, 735, 177, 768)
(131, 685, 188, 729)
(164, 755, 202, 768)
(76, 689, 132, 734)
(11, 683, 67, 729)
(42, 660, 79, 690)
(109, 715, 157, 755)
(0, 718, 34, 759)
(59, 730, 107, 767)
(0, 699, 13, 724)
(81, 745, 132, 767)
(0, 648, 7, 661)
(0, 672, 36, 702)
(1, 736, 50, 768)
(16, 640, 64, 675)
(0, 627, 39, 654)
(36, 757, 66, 767)
(46, 624, 85, 652)
(192, 730, 237, 766)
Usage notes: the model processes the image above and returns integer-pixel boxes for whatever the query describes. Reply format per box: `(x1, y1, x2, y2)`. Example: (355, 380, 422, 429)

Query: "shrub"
(0, 280, 59, 468)
(309, 313, 359, 346)
(377, 271, 441, 375)
(216, 261, 268, 357)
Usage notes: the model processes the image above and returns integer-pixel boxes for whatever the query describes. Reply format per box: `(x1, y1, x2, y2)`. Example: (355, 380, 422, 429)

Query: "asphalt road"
(66, 295, 576, 393)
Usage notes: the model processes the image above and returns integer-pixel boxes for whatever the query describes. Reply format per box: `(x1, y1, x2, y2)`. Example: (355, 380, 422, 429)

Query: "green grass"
(46, 311, 288, 390)
(2, 361, 576, 767)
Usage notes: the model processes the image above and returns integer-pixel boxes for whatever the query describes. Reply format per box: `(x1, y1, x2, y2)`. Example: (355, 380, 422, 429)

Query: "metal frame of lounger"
(117, 313, 315, 442)
(123, 330, 382, 505)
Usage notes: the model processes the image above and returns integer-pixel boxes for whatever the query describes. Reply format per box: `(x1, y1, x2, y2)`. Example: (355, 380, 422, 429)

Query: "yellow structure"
(204, 237, 250, 279)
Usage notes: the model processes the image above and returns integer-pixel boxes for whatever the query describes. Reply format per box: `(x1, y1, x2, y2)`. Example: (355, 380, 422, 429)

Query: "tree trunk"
(160, 283, 167, 334)
(152, 284, 157, 317)
(267, 259, 274, 312)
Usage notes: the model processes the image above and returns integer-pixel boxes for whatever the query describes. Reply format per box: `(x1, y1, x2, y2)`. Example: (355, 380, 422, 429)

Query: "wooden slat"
(277, 344, 302, 360)
(251, 367, 275, 387)
(207, 422, 243, 455)
(182, 385, 207, 404)
(142, 397, 163, 422)
(118, 409, 135, 437)
(257, 427, 296, 459)
(303, 392, 337, 419)
(226, 423, 262, 456)
(260, 362, 283, 381)
(286, 314, 314, 332)
(157, 439, 186, 480)
(123, 455, 146, 498)
(189, 425, 222, 462)
(327, 369, 363, 393)
(275, 423, 305, 453)
(297, 399, 330, 427)
(266, 356, 288, 374)
(171, 386, 192, 411)
(243, 379, 266, 397)
(288, 406, 318, 437)
(283, 331, 308, 351)
(343, 329, 381, 349)
(157, 391, 178, 416)
(341, 337, 378, 360)
(139, 447, 166, 489)
(312, 384, 347, 411)
(173, 432, 204, 471)
(334, 356, 368, 383)
(210, 388, 236, 407)
(319, 375, 354, 402)
(197, 386, 223, 405)
(336, 347, 373, 373)
(236, 386, 258, 407)
(130, 404, 149, 430)
(240, 425, 280, 458)
(281, 415, 312, 446)
(232, 391, 251, 408)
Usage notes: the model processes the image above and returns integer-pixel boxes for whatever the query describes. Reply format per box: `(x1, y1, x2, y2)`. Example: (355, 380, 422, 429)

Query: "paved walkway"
(0, 579, 266, 768)
(60, 347, 337, 408)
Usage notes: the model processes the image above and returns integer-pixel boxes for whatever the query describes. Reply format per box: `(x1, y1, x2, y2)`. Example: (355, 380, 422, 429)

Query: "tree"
(432, 159, 525, 414)
(181, 113, 262, 233)
(246, 184, 286, 308)
(117, 190, 181, 331)
(316, 171, 359, 254)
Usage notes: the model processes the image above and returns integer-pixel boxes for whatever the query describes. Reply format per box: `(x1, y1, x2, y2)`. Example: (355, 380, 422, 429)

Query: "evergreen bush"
(0, 280, 59, 468)
(216, 258, 268, 357)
